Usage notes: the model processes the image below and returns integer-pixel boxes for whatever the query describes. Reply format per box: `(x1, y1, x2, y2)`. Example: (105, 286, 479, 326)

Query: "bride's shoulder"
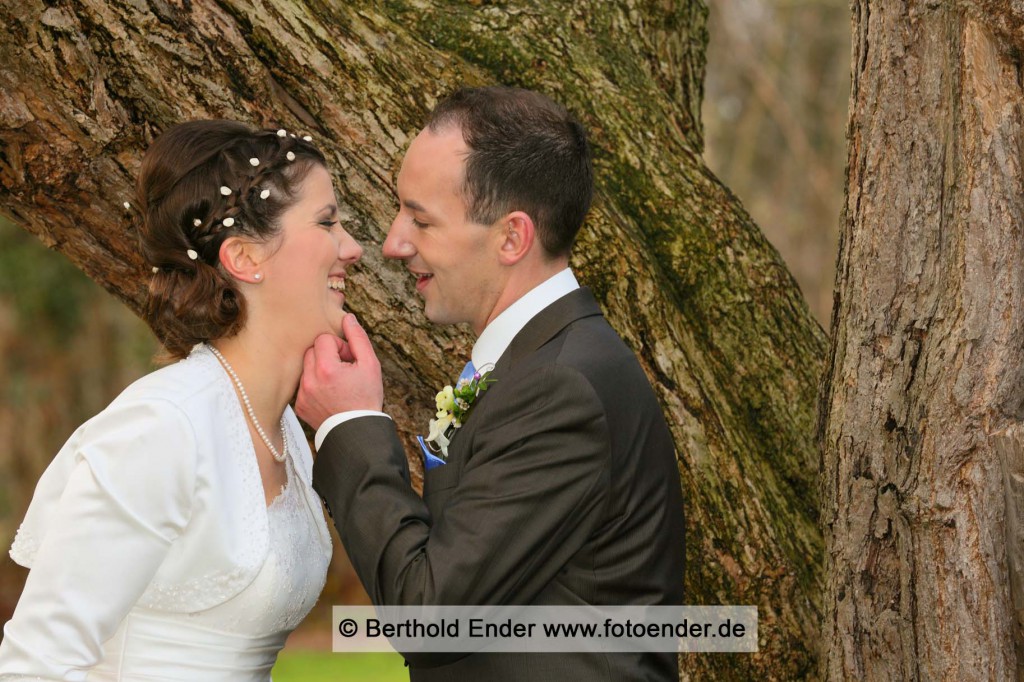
(58, 345, 228, 471)
(114, 344, 225, 411)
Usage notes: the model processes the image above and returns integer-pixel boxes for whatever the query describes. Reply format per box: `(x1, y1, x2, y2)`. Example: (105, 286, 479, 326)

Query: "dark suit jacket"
(314, 288, 686, 681)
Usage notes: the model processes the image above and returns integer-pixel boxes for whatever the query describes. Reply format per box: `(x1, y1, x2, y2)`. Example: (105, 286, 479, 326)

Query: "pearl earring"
(254, 273, 262, 281)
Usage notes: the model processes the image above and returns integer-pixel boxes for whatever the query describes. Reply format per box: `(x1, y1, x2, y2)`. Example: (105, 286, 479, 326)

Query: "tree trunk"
(0, 1, 826, 677)
(820, 2, 1024, 679)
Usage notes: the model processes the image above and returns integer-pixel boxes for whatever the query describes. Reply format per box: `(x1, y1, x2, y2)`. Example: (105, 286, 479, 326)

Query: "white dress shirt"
(314, 268, 580, 449)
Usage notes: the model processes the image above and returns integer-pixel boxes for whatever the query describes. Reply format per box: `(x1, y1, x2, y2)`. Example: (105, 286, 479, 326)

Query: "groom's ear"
(218, 236, 265, 284)
(497, 211, 535, 266)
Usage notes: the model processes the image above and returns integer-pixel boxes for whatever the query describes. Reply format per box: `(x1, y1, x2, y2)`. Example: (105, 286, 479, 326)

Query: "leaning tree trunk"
(820, 2, 1024, 680)
(0, 1, 826, 677)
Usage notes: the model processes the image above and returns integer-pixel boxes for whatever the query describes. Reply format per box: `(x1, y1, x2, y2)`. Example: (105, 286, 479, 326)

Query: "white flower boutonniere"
(424, 368, 495, 459)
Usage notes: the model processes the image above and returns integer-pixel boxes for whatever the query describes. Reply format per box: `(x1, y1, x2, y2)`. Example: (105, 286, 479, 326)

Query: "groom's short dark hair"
(426, 86, 593, 258)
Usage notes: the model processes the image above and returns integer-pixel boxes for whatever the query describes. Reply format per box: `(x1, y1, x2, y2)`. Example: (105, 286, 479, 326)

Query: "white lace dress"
(86, 457, 328, 681)
(0, 346, 332, 681)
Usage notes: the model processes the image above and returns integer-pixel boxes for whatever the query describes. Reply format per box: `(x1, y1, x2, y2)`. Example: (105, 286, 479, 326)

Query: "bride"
(0, 120, 361, 679)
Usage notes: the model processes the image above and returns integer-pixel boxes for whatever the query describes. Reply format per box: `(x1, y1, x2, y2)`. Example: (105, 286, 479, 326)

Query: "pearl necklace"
(208, 345, 288, 463)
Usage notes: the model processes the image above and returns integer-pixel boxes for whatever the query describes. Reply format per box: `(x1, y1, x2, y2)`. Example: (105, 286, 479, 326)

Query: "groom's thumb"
(342, 313, 377, 365)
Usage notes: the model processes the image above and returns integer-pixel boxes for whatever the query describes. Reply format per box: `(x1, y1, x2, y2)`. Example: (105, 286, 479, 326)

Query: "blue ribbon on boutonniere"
(418, 436, 447, 471)
(419, 361, 494, 471)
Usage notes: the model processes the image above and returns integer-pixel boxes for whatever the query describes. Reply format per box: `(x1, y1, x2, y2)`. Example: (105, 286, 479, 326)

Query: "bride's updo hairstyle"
(137, 120, 326, 359)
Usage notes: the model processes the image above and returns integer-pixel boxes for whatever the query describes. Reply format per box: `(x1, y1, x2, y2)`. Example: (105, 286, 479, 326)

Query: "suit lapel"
(498, 287, 604, 369)
(457, 288, 602, 431)
(439, 288, 604, 465)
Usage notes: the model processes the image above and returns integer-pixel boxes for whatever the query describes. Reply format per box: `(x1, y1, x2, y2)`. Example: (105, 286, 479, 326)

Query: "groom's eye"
(411, 217, 428, 229)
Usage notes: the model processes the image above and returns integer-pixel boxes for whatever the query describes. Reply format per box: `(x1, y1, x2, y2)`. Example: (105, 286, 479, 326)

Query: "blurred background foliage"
(0, 2, 847, 678)
(704, 0, 848, 325)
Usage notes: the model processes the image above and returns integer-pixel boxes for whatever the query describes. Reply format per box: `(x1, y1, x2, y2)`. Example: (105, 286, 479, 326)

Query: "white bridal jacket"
(0, 345, 332, 680)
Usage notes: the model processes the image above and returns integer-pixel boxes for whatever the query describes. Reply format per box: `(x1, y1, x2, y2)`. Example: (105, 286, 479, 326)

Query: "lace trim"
(261, 458, 329, 631)
(139, 566, 251, 612)
(8, 525, 38, 567)
(281, 405, 332, 550)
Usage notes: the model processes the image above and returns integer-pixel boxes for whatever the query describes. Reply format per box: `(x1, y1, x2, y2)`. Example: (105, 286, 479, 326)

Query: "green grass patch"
(272, 651, 407, 681)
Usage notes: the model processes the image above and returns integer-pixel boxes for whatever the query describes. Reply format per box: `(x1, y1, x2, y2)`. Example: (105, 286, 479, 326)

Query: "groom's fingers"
(336, 338, 356, 363)
(313, 333, 355, 363)
(296, 323, 385, 423)
(341, 314, 378, 366)
(312, 334, 344, 372)
(305, 331, 361, 371)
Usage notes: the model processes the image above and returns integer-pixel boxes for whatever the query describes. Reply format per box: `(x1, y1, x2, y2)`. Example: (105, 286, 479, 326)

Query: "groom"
(297, 86, 685, 680)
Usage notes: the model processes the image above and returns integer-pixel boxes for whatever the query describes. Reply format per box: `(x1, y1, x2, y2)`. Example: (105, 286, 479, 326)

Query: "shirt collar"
(472, 268, 580, 370)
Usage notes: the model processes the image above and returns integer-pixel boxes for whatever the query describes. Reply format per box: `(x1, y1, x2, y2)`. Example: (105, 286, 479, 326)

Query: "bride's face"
(254, 165, 362, 343)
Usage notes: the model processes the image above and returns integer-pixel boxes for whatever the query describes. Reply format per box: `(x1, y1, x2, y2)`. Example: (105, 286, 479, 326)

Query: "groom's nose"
(382, 215, 416, 260)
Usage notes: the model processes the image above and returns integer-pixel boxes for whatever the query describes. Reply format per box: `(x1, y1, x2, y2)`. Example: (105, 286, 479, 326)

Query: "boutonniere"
(424, 367, 495, 459)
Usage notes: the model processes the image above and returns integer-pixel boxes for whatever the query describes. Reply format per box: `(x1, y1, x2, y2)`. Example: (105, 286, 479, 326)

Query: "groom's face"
(384, 126, 506, 335)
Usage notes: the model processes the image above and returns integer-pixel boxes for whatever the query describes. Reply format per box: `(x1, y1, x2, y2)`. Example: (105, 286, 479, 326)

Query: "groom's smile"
(410, 269, 434, 292)
(384, 126, 506, 334)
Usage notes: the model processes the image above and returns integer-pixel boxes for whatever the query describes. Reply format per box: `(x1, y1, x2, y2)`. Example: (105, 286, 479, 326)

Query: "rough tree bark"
(0, 1, 826, 677)
(820, 2, 1024, 680)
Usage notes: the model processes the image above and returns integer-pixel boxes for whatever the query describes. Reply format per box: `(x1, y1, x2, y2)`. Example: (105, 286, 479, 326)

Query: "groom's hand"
(296, 314, 384, 430)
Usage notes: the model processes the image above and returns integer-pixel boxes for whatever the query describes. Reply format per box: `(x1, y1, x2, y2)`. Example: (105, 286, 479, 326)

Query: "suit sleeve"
(0, 399, 197, 679)
(313, 364, 610, 607)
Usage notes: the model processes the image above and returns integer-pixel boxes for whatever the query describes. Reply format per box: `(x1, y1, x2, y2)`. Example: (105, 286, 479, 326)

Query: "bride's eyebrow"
(316, 204, 338, 219)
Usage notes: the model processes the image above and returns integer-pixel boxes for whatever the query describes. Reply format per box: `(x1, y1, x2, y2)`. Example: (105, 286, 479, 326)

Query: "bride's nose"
(339, 229, 363, 263)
